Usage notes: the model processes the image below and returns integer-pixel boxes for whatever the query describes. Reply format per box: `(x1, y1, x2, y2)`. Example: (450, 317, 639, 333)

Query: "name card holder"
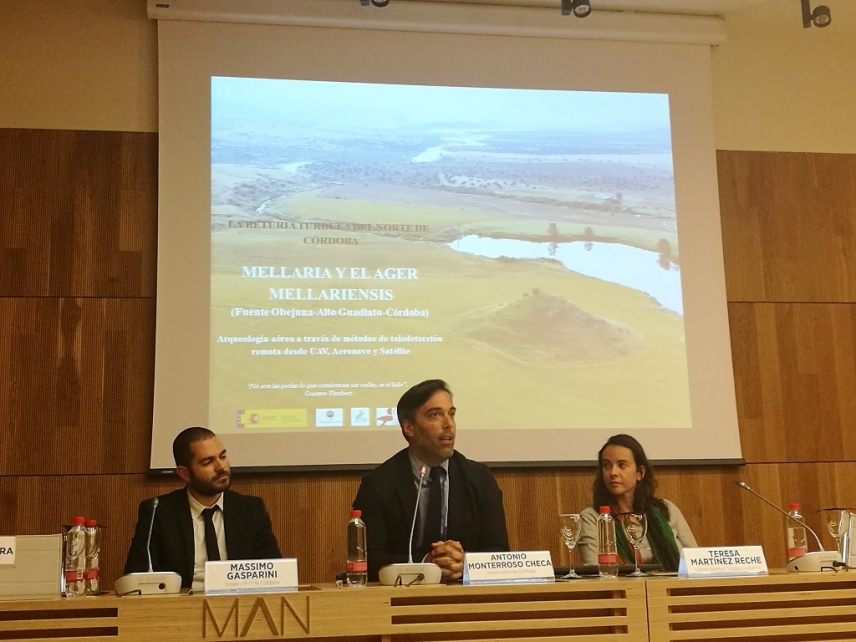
(205, 558, 298, 594)
(678, 546, 768, 578)
(0, 535, 62, 598)
(463, 551, 554, 585)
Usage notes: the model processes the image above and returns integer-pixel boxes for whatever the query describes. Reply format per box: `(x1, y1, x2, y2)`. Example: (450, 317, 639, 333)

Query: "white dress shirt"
(187, 490, 227, 592)
(408, 453, 450, 549)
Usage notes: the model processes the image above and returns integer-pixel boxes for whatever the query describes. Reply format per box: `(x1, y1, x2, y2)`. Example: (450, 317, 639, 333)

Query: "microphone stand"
(147, 497, 159, 573)
(736, 481, 841, 572)
(114, 497, 182, 596)
(406, 467, 426, 564)
(378, 465, 443, 586)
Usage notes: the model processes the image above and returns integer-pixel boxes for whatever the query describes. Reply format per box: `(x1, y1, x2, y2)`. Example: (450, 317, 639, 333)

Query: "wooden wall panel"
(741, 463, 856, 567)
(499, 466, 588, 568)
(718, 150, 856, 303)
(0, 129, 157, 298)
(0, 297, 155, 475)
(0, 475, 173, 587)
(653, 466, 744, 550)
(729, 301, 856, 462)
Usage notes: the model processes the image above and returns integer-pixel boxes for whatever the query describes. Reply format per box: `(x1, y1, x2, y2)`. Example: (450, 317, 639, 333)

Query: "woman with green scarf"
(578, 434, 696, 572)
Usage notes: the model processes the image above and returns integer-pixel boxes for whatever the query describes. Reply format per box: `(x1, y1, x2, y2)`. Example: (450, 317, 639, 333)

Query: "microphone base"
(786, 550, 841, 573)
(114, 571, 182, 596)
(378, 563, 442, 586)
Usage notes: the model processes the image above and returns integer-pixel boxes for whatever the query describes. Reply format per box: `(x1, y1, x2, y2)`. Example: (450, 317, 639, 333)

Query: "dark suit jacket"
(353, 449, 509, 581)
(123, 488, 281, 588)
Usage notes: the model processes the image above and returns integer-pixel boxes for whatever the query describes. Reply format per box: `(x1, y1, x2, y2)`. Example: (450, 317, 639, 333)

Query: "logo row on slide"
(237, 408, 398, 429)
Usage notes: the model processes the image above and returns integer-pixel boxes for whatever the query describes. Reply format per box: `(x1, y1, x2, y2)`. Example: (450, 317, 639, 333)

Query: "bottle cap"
(788, 503, 800, 511)
(72, 516, 85, 525)
(598, 506, 611, 514)
(85, 519, 97, 527)
(350, 509, 361, 518)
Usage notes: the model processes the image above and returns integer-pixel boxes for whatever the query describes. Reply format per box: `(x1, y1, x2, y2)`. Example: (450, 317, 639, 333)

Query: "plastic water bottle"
(786, 503, 808, 560)
(597, 506, 619, 578)
(346, 509, 367, 586)
(84, 519, 101, 594)
(65, 516, 87, 597)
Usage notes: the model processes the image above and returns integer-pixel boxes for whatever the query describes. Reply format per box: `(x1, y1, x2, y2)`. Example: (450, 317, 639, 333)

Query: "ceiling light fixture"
(801, 0, 831, 28)
(360, 0, 390, 6)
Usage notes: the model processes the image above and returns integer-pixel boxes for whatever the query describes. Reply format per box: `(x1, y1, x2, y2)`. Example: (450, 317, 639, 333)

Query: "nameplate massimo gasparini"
(678, 546, 768, 578)
(204, 559, 298, 594)
(463, 551, 554, 584)
(0, 538, 14, 566)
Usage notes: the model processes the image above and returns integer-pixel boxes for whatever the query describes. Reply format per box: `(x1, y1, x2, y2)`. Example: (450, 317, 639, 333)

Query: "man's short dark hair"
(172, 426, 216, 468)
(397, 379, 452, 433)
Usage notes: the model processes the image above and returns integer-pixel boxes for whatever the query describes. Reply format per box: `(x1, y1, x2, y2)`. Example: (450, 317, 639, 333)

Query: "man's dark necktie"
(422, 466, 445, 546)
(201, 506, 221, 562)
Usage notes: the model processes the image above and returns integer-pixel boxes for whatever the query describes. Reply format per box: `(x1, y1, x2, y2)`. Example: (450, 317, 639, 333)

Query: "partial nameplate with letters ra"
(0, 537, 14, 566)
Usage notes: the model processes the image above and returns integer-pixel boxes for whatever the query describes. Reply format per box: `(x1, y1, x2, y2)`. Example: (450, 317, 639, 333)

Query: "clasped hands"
(425, 539, 465, 581)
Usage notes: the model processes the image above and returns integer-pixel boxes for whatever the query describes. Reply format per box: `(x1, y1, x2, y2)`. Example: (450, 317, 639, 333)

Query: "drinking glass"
(619, 513, 648, 577)
(823, 508, 851, 557)
(558, 513, 582, 579)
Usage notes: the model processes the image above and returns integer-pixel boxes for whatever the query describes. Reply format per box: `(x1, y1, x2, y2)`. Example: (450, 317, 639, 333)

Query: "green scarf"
(615, 504, 680, 572)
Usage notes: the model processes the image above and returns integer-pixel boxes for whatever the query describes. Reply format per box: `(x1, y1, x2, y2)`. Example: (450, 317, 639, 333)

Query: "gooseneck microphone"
(736, 482, 824, 551)
(406, 465, 428, 564)
(736, 481, 841, 572)
(114, 496, 182, 596)
(147, 497, 159, 573)
(377, 465, 443, 586)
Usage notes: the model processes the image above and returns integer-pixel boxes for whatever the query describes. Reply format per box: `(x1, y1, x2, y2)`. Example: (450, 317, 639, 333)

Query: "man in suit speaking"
(353, 379, 509, 581)
(124, 427, 281, 590)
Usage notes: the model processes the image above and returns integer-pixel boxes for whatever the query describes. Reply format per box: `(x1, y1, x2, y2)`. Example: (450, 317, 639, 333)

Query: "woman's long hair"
(591, 434, 680, 571)
(592, 434, 667, 517)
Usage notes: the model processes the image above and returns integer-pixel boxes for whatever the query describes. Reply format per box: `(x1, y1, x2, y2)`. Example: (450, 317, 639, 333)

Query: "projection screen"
(149, 3, 740, 470)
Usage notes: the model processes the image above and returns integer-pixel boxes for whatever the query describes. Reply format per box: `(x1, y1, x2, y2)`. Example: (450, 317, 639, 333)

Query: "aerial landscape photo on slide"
(208, 77, 690, 434)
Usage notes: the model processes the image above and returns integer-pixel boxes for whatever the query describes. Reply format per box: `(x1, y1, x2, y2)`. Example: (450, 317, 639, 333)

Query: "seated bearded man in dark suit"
(123, 427, 281, 590)
(353, 379, 510, 581)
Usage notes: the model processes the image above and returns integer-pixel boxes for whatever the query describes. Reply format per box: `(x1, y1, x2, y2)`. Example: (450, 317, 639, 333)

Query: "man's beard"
(189, 472, 231, 497)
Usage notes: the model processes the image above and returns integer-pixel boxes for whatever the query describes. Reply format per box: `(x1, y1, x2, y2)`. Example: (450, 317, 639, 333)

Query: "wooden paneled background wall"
(2, 130, 856, 587)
